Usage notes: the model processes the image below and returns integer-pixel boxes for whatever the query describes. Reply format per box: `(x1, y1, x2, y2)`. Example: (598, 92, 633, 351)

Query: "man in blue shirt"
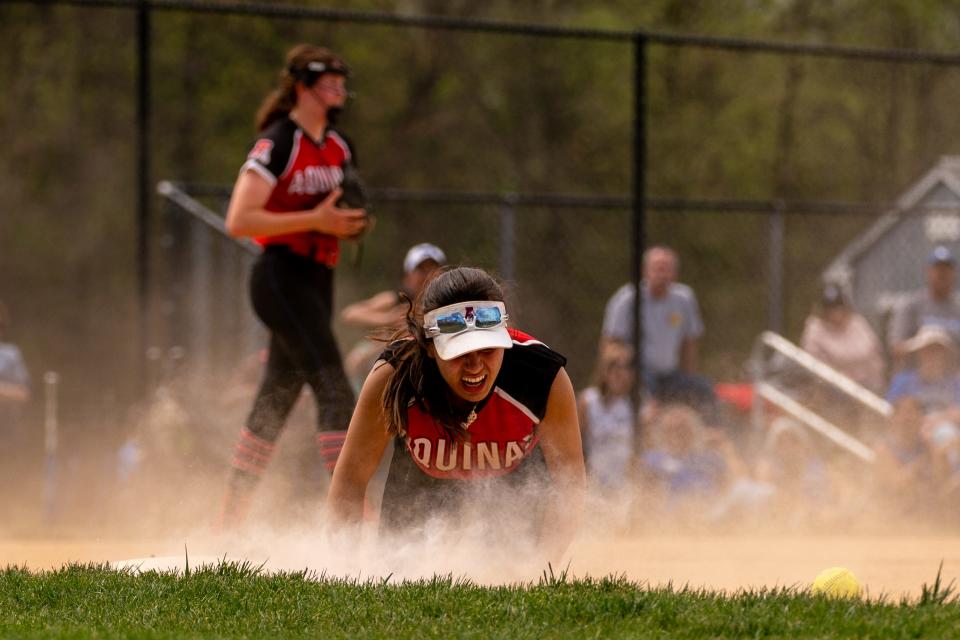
(602, 245, 717, 422)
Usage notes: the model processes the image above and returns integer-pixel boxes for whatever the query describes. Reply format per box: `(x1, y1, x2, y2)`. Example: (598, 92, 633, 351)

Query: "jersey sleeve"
(239, 120, 295, 186)
(498, 330, 567, 421)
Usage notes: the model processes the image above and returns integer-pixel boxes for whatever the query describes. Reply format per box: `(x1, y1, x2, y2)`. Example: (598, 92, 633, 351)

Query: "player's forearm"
(225, 206, 322, 238)
(538, 476, 585, 563)
(326, 480, 367, 526)
(342, 308, 403, 329)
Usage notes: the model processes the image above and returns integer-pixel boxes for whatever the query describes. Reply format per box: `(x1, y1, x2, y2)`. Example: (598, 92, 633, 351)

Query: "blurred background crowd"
(8, 1, 960, 536)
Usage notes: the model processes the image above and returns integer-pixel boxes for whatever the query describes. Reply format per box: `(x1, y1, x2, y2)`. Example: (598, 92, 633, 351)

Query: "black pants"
(245, 247, 355, 442)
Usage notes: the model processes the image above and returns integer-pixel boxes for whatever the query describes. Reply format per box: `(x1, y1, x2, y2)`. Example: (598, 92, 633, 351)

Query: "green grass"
(2, 562, 960, 639)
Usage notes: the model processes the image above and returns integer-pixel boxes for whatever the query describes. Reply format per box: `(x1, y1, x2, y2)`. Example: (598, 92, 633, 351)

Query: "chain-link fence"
(7, 0, 960, 530)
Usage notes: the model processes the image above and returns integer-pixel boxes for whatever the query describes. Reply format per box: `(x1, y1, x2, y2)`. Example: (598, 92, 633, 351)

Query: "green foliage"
(3, 563, 960, 638)
(5, 0, 960, 414)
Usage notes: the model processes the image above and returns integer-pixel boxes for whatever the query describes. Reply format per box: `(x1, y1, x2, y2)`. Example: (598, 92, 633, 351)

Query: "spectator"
(602, 245, 718, 422)
(888, 245, 960, 364)
(578, 341, 635, 494)
(800, 284, 886, 393)
(639, 405, 744, 519)
(340, 243, 446, 390)
(752, 416, 834, 526)
(886, 325, 960, 417)
(0, 301, 30, 429)
(0, 301, 30, 489)
(341, 242, 446, 330)
(873, 396, 940, 517)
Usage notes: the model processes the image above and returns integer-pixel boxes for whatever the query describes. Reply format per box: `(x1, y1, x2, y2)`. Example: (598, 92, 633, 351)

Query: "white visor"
(424, 300, 513, 361)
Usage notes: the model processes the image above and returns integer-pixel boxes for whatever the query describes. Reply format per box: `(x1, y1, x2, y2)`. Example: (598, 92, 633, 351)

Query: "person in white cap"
(339, 243, 446, 390)
(340, 243, 446, 331)
(888, 245, 960, 364)
(328, 266, 585, 562)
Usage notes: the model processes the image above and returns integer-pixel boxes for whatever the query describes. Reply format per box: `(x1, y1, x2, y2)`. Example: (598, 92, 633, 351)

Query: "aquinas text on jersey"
(288, 165, 344, 196)
(405, 434, 538, 479)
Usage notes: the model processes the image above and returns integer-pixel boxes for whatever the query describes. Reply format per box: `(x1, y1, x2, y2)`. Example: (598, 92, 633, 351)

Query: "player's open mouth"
(461, 373, 487, 392)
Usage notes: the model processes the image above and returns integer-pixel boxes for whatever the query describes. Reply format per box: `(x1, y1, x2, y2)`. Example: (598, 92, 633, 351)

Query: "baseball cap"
(424, 300, 513, 360)
(903, 325, 955, 353)
(821, 284, 847, 307)
(404, 243, 447, 274)
(928, 245, 956, 266)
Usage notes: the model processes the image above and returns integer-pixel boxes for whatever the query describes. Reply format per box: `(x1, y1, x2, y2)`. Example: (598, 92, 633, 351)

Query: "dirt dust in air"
(3, 382, 960, 600)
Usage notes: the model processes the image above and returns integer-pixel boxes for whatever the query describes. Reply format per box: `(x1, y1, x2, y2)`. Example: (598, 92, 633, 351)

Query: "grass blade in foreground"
(1, 563, 959, 639)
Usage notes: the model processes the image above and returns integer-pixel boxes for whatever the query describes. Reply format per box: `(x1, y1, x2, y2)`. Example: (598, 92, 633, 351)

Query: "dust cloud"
(2, 368, 959, 600)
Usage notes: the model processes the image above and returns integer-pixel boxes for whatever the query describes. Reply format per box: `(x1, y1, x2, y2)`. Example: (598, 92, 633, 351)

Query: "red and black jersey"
(378, 328, 567, 533)
(241, 117, 354, 266)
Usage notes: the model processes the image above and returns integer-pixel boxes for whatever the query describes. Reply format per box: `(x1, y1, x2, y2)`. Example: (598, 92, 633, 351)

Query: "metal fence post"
(43, 371, 60, 524)
(768, 201, 785, 333)
(499, 195, 516, 282)
(631, 32, 648, 440)
(136, 0, 152, 399)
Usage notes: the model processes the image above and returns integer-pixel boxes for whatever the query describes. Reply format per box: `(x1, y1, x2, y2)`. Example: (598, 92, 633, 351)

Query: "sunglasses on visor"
(424, 302, 509, 337)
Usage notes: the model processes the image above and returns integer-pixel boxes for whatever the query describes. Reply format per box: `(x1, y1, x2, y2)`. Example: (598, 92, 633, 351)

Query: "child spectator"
(874, 396, 940, 518)
(753, 416, 834, 527)
(640, 405, 744, 523)
(578, 341, 635, 494)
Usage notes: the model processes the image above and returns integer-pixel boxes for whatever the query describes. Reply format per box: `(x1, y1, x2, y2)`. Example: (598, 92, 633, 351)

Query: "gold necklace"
(461, 404, 478, 429)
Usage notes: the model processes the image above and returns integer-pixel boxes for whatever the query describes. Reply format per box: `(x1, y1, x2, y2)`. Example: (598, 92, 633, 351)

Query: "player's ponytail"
(254, 44, 347, 132)
(381, 267, 506, 439)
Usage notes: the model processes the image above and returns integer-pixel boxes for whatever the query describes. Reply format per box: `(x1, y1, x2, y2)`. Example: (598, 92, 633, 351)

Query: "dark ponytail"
(381, 267, 506, 439)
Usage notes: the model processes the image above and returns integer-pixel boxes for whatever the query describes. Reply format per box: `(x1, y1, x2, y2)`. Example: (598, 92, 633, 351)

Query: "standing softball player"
(328, 267, 586, 560)
(218, 44, 371, 528)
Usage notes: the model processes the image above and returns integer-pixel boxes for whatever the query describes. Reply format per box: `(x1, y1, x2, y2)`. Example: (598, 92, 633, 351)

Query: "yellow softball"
(812, 567, 861, 598)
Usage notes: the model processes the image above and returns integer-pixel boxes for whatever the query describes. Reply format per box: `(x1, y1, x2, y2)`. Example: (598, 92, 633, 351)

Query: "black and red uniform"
(225, 117, 358, 519)
(379, 328, 566, 537)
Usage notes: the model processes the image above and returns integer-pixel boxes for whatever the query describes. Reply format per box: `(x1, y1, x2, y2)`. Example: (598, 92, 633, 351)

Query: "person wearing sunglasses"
(328, 266, 586, 562)
(218, 44, 371, 529)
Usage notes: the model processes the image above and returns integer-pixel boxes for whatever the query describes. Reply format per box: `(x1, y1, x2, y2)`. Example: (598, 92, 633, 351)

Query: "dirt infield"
(569, 535, 960, 598)
(3, 534, 956, 599)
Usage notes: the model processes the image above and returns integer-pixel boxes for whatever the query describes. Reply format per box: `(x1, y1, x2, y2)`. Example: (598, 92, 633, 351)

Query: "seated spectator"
(703, 415, 839, 530)
(753, 416, 835, 526)
(639, 405, 744, 521)
(755, 417, 830, 498)
(888, 245, 960, 365)
(0, 302, 29, 413)
(340, 242, 446, 390)
(800, 284, 886, 393)
(578, 341, 635, 494)
(602, 245, 719, 424)
(873, 396, 940, 517)
(0, 301, 31, 490)
(934, 421, 960, 504)
(886, 326, 960, 416)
